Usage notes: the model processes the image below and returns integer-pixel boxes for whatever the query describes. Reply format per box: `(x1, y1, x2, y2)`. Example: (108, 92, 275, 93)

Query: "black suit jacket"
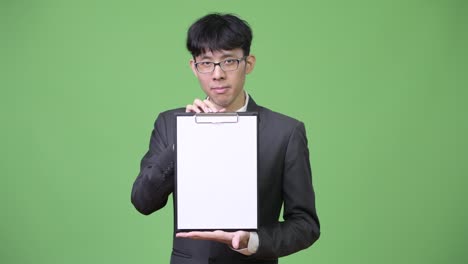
(131, 97, 320, 264)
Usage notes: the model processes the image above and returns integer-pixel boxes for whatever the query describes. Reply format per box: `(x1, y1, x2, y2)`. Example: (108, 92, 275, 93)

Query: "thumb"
(232, 233, 240, 249)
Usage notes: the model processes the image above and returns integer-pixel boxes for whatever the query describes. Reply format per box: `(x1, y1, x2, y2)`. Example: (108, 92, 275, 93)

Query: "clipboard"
(175, 112, 258, 232)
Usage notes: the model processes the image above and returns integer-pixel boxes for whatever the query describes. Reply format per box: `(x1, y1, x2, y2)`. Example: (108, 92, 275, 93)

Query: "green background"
(1, 0, 467, 263)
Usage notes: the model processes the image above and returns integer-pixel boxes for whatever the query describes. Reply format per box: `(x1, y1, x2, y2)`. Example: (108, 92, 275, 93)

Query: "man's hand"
(185, 98, 225, 113)
(176, 230, 250, 250)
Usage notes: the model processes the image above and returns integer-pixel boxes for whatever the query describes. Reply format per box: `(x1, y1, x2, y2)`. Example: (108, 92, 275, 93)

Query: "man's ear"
(189, 59, 198, 77)
(245, 55, 256, 74)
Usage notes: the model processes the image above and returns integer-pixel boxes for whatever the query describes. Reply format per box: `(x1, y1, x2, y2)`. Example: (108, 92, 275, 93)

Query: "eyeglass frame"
(193, 56, 248, 74)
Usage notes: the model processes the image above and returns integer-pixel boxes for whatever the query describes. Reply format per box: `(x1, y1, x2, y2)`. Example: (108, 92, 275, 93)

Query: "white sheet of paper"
(176, 114, 257, 230)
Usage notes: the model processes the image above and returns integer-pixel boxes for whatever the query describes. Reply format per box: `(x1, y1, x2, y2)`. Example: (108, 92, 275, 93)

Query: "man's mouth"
(211, 86, 229, 94)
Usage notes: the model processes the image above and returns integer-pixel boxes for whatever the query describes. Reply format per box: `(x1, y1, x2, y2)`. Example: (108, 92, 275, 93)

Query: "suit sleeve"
(131, 113, 175, 215)
(254, 122, 320, 258)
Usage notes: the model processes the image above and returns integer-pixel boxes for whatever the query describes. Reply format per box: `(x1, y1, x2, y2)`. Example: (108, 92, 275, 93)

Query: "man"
(131, 13, 320, 264)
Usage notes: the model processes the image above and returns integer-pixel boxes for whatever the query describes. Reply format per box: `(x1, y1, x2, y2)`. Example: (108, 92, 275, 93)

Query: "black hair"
(186, 13, 253, 58)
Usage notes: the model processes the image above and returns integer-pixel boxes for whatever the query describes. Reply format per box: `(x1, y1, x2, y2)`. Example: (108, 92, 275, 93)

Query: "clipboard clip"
(194, 113, 239, 124)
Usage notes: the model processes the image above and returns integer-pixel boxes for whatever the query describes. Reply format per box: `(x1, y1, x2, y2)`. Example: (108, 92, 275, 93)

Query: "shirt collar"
(206, 90, 249, 112)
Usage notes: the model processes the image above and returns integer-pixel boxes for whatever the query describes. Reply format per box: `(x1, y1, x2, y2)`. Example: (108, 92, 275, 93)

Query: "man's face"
(190, 48, 255, 111)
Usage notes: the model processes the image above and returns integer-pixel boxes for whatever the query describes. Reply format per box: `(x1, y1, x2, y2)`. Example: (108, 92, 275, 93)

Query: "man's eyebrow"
(220, 54, 237, 59)
(199, 53, 237, 60)
(199, 55, 213, 60)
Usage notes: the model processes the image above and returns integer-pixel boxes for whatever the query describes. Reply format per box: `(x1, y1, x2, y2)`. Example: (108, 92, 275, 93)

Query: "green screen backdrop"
(1, 0, 467, 263)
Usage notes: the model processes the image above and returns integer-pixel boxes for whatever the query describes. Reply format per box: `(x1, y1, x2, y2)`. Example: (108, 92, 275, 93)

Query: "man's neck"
(208, 91, 248, 112)
(225, 91, 247, 112)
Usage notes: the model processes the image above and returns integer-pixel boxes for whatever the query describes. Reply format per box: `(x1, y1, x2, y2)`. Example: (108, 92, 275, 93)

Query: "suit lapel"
(246, 95, 266, 132)
(246, 95, 260, 112)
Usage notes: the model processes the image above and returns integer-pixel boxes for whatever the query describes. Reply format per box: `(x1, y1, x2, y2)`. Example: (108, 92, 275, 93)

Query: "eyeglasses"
(194, 56, 247, 74)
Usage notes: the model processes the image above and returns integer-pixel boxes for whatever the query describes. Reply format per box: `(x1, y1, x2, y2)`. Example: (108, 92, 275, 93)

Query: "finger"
(185, 105, 194, 113)
(203, 99, 219, 113)
(232, 233, 240, 249)
(177, 231, 213, 239)
(185, 105, 201, 113)
(176, 231, 232, 244)
(218, 108, 226, 113)
(176, 232, 189, 237)
(213, 230, 233, 241)
(193, 230, 227, 240)
(193, 98, 209, 113)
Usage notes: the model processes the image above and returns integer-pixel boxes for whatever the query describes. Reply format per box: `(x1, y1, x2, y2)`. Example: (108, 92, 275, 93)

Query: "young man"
(131, 13, 320, 264)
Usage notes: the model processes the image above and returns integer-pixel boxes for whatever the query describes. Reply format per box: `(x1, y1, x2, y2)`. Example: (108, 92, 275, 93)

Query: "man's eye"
(223, 59, 236, 65)
(199, 62, 213, 66)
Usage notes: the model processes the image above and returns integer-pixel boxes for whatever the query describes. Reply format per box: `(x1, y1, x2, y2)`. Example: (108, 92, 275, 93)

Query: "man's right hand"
(185, 98, 226, 113)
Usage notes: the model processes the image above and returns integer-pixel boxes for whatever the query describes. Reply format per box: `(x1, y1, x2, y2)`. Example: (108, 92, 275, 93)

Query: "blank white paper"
(176, 114, 257, 230)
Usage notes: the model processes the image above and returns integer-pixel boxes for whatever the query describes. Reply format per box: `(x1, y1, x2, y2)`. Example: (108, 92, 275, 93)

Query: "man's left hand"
(176, 230, 250, 250)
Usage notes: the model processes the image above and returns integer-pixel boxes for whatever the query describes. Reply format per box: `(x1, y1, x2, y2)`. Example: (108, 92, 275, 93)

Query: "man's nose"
(212, 64, 226, 80)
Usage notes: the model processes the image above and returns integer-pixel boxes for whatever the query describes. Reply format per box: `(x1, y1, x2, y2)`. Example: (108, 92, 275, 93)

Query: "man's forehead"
(197, 49, 243, 59)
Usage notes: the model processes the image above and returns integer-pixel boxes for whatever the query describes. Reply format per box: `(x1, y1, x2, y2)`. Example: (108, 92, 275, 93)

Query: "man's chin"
(210, 98, 230, 109)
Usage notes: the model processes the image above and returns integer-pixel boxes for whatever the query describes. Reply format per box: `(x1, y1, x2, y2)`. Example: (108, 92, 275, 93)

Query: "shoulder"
(152, 107, 186, 127)
(159, 107, 186, 117)
(156, 107, 186, 119)
(255, 105, 309, 155)
(257, 105, 304, 130)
